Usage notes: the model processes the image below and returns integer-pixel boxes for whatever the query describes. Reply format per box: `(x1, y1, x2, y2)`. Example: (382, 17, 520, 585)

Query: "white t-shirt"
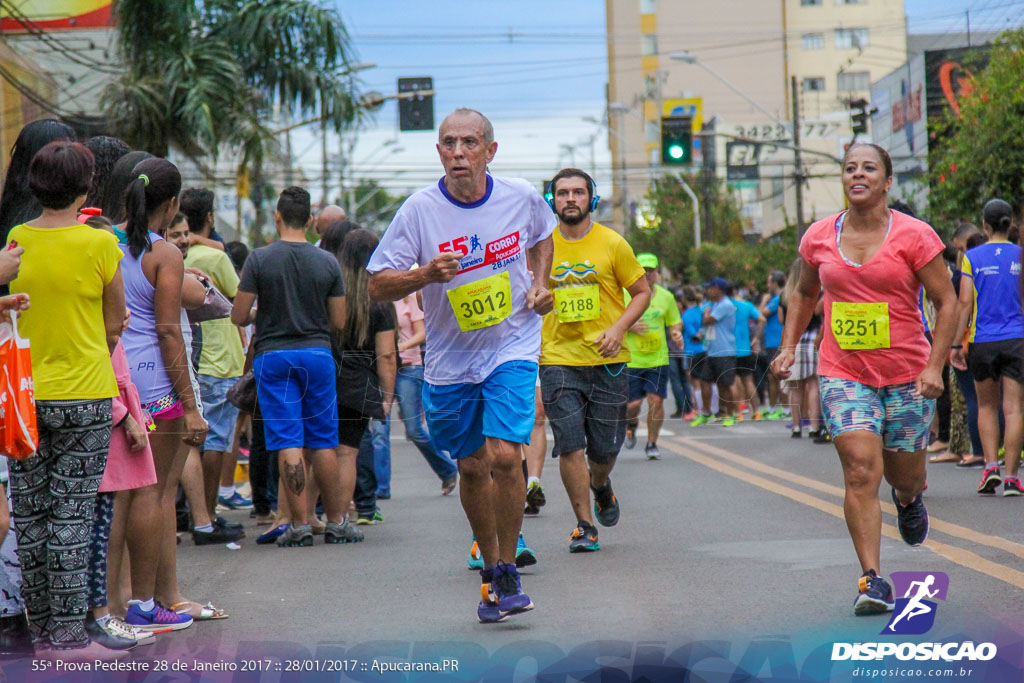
(367, 175, 556, 385)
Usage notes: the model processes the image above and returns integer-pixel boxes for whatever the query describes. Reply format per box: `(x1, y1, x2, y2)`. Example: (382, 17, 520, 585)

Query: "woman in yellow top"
(7, 140, 126, 659)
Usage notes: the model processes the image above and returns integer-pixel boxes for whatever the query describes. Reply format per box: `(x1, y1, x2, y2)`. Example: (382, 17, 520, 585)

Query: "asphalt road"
(8, 410, 1024, 682)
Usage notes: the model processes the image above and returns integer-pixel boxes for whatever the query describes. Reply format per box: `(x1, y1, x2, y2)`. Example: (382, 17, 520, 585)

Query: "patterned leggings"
(88, 492, 114, 608)
(0, 485, 25, 617)
(8, 399, 111, 649)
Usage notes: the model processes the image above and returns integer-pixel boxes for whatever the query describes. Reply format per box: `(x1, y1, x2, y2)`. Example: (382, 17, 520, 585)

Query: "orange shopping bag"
(0, 312, 37, 459)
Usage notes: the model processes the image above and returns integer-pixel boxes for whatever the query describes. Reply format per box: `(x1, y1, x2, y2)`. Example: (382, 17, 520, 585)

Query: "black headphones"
(546, 171, 600, 213)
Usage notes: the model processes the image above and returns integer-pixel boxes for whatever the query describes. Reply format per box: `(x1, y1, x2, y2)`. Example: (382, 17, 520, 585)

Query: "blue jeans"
(395, 366, 457, 479)
(667, 355, 694, 414)
(354, 423, 378, 516)
(372, 417, 391, 497)
(953, 366, 987, 456)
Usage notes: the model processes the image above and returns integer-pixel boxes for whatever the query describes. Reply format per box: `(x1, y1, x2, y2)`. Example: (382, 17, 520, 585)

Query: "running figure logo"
(883, 571, 949, 635)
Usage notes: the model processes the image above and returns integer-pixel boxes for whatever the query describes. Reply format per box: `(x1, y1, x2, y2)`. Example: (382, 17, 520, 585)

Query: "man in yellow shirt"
(181, 188, 249, 521)
(539, 168, 650, 553)
(623, 254, 683, 459)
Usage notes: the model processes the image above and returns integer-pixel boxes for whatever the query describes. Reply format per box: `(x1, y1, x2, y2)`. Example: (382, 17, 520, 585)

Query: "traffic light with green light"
(850, 99, 869, 136)
(661, 116, 693, 165)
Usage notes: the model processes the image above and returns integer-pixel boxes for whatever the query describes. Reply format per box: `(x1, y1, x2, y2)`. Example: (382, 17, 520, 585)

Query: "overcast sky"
(294, 1, 1024, 203)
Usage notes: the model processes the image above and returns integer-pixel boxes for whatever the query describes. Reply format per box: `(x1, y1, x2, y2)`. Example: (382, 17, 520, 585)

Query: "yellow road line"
(660, 439, 1024, 590)
(679, 436, 1024, 562)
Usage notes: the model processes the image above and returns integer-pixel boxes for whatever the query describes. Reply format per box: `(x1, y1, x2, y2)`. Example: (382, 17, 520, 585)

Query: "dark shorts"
(338, 404, 371, 450)
(967, 338, 1024, 383)
(540, 363, 628, 465)
(689, 352, 713, 383)
(626, 365, 669, 401)
(736, 354, 757, 377)
(706, 355, 737, 386)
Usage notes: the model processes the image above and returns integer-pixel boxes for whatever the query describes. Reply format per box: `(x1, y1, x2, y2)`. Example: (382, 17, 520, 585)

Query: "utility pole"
(700, 117, 716, 244)
(321, 118, 329, 207)
(284, 111, 294, 187)
(791, 75, 806, 243)
(609, 102, 630, 226)
(650, 71, 665, 185)
(966, 11, 971, 47)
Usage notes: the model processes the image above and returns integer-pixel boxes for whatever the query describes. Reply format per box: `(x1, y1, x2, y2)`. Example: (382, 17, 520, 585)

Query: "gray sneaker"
(645, 443, 661, 460)
(276, 524, 313, 547)
(324, 520, 364, 544)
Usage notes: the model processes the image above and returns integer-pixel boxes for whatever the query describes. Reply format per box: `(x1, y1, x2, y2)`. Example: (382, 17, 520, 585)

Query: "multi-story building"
(605, 0, 907, 237)
(785, 0, 907, 120)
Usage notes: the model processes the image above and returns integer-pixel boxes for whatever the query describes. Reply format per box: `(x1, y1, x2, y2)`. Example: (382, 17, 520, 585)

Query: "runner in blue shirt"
(682, 287, 713, 424)
(699, 278, 739, 426)
(951, 198, 1024, 496)
(731, 286, 766, 420)
(759, 271, 786, 419)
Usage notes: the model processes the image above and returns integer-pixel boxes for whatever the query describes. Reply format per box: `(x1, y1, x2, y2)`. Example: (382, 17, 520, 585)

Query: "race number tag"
(831, 302, 890, 350)
(632, 332, 662, 353)
(554, 285, 599, 323)
(447, 272, 512, 332)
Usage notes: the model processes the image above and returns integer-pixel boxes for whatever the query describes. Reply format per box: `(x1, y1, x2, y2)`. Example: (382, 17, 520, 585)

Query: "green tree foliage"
(626, 174, 793, 288)
(105, 0, 360, 165)
(350, 179, 408, 233)
(686, 239, 797, 293)
(626, 174, 741, 278)
(928, 30, 1024, 224)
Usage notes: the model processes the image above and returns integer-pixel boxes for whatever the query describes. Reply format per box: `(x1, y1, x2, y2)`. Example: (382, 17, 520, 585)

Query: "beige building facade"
(605, 0, 907, 236)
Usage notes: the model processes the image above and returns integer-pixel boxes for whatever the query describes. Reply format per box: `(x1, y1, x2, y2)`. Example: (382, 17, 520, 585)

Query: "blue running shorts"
(819, 375, 934, 452)
(254, 348, 339, 451)
(422, 360, 537, 461)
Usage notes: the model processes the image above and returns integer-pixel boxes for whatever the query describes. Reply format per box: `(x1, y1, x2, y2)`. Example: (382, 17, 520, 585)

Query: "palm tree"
(104, 0, 362, 241)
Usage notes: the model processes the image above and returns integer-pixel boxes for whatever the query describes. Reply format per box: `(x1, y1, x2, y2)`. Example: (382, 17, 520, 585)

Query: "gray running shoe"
(325, 520, 364, 544)
(276, 524, 313, 547)
(645, 442, 660, 460)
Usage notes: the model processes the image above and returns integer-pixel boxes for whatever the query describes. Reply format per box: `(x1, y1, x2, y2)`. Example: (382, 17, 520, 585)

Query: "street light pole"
(677, 175, 701, 250)
(669, 52, 788, 130)
(608, 102, 630, 226)
(791, 75, 806, 242)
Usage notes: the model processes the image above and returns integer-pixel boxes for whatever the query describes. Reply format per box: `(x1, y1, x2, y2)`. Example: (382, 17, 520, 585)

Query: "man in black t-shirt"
(232, 187, 352, 547)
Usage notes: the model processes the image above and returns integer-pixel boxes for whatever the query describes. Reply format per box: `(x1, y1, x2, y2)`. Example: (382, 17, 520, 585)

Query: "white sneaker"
(107, 616, 155, 646)
(44, 640, 128, 661)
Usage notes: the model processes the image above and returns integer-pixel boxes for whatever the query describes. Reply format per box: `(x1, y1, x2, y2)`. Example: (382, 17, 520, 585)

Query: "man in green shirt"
(181, 188, 249, 520)
(624, 254, 683, 459)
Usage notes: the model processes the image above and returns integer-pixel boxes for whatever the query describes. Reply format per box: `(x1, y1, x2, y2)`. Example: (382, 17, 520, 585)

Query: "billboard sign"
(1, 1, 112, 32)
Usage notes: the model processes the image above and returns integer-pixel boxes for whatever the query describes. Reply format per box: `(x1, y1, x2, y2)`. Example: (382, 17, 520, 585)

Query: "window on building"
(802, 77, 826, 92)
(836, 71, 870, 91)
(801, 33, 824, 50)
(640, 0, 657, 13)
(642, 34, 658, 56)
(834, 27, 869, 49)
(801, 0, 822, 6)
(835, 0, 865, 4)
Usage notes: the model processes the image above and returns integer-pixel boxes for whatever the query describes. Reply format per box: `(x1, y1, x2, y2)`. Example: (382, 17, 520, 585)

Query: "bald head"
(316, 205, 347, 236)
(439, 108, 494, 146)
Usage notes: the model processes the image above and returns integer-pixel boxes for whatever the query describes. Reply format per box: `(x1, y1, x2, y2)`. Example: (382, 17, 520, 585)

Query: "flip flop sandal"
(171, 601, 229, 620)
